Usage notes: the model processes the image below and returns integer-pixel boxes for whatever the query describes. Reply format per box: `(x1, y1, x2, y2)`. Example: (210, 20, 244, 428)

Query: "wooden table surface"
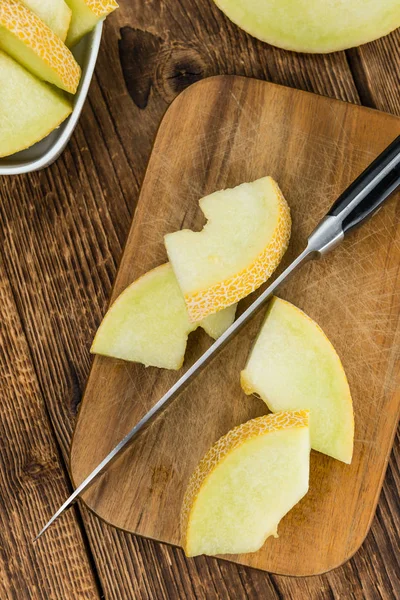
(0, 2, 398, 599)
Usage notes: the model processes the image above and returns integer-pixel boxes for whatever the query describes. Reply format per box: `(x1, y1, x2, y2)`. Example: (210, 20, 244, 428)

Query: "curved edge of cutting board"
(70, 74, 400, 576)
(68, 450, 392, 578)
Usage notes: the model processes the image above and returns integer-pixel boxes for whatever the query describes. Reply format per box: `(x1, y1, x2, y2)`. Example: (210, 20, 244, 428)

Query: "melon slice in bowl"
(241, 297, 354, 463)
(22, 0, 72, 41)
(0, 0, 81, 93)
(181, 410, 310, 557)
(65, 0, 119, 47)
(213, 0, 400, 54)
(165, 176, 291, 322)
(91, 263, 237, 370)
(0, 51, 72, 158)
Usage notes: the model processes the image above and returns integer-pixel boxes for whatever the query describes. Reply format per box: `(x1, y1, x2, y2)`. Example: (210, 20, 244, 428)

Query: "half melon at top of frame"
(213, 0, 400, 54)
(165, 176, 291, 322)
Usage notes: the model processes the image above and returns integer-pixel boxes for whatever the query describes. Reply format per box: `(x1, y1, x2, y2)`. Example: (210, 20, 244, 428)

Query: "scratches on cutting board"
(70, 79, 400, 571)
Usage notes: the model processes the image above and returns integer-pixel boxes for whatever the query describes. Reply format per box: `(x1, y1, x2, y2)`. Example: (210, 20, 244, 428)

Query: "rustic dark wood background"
(0, 1, 399, 598)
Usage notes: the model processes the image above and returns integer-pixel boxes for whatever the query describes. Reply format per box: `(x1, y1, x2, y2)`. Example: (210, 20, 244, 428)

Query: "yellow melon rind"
(84, 0, 118, 17)
(185, 180, 291, 322)
(181, 410, 309, 553)
(0, 0, 81, 94)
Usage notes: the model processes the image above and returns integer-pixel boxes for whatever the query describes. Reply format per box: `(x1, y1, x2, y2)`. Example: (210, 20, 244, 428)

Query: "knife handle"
(328, 134, 400, 234)
(307, 135, 400, 257)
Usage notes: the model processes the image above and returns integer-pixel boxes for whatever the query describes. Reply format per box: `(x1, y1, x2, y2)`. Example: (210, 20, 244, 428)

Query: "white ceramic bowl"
(0, 22, 103, 175)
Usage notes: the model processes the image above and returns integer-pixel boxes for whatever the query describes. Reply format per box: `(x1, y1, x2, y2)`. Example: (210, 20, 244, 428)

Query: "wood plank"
(346, 29, 400, 115)
(70, 76, 400, 576)
(0, 256, 99, 600)
(0, 0, 398, 596)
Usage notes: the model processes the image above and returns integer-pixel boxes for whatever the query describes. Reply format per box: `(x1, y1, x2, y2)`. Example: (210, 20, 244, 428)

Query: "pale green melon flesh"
(201, 304, 236, 339)
(65, 0, 118, 47)
(0, 51, 72, 158)
(187, 426, 310, 556)
(241, 297, 354, 463)
(165, 177, 283, 296)
(22, 0, 72, 41)
(0, 25, 76, 92)
(214, 0, 400, 53)
(91, 264, 237, 370)
(65, 0, 98, 46)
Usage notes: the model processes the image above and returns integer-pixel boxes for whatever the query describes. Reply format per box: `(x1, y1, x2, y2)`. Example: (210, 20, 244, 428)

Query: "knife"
(35, 134, 400, 541)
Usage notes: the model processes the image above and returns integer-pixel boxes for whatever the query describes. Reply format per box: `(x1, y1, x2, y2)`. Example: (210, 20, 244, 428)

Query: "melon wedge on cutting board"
(165, 176, 291, 322)
(91, 263, 237, 370)
(181, 411, 310, 557)
(0, 0, 81, 93)
(241, 297, 354, 463)
(0, 51, 72, 158)
(213, 0, 400, 53)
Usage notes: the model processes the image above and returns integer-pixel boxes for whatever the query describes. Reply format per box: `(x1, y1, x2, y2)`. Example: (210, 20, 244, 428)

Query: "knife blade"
(34, 134, 400, 541)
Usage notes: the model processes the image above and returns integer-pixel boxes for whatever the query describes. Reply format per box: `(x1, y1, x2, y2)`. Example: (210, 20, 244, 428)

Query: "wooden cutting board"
(70, 76, 400, 576)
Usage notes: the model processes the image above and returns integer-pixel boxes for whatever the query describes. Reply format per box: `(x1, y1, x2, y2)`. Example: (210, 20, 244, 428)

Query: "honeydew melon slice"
(91, 263, 237, 370)
(165, 177, 291, 322)
(0, 0, 81, 93)
(22, 0, 72, 41)
(181, 410, 310, 557)
(241, 297, 354, 463)
(0, 50, 72, 158)
(213, 0, 400, 53)
(65, 0, 119, 47)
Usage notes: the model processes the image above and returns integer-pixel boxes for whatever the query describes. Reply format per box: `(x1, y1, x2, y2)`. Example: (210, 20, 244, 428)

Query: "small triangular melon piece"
(165, 177, 291, 323)
(213, 0, 400, 54)
(0, 0, 81, 93)
(241, 297, 354, 463)
(181, 410, 310, 557)
(22, 0, 72, 41)
(200, 304, 236, 339)
(0, 51, 72, 158)
(65, 0, 119, 47)
(91, 263, 237, 370)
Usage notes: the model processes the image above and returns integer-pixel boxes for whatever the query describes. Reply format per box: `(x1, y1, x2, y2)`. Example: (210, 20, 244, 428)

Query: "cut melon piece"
(200, 307, 236, 340)
(213, 0, 400, 54)
(181, 410, 310, 557)
(0, 51, 72, 158)
(65, 0, 119, 47)
(165, 177, 291, 322)
(0, 0, 81, 93)
(22, 0, 72, 41)
(91, 263, 237, 370)
(241, 297, 354, 463)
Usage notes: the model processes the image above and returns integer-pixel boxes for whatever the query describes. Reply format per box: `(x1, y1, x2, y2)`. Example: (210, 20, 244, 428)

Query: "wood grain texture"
(70, 76, 400, 576)
(0, 257, 99, 600)
(0, 0, 399, 596)
(346, 29, 400, 115)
